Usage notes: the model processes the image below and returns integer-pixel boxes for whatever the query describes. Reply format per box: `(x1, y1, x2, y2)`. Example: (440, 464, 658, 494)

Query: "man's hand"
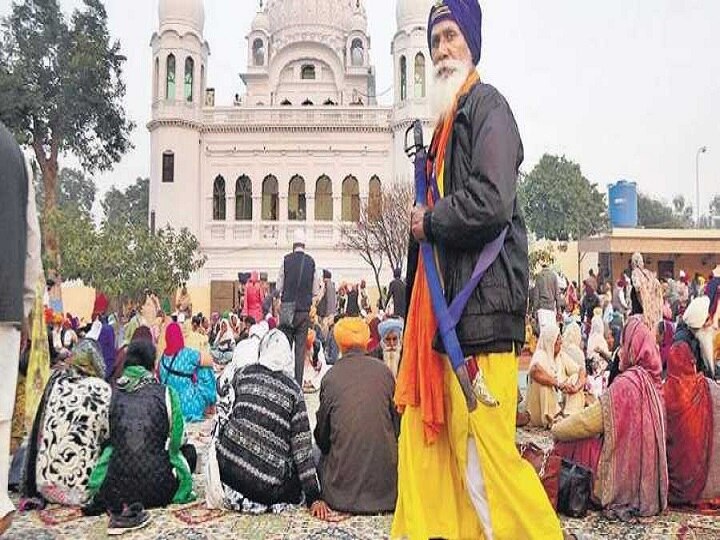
(310, 500, 331, 521)
(411, 205, 427, 242)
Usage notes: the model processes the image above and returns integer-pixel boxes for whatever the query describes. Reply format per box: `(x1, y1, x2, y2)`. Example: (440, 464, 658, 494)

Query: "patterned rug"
(7, 408, 720, 538)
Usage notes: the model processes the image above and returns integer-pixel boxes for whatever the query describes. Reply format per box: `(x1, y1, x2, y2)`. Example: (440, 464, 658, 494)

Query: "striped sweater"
(216, 364, 320, 506)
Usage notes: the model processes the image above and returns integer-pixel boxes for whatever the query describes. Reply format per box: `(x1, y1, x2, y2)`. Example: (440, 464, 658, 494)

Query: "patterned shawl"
(597, 316, 668, 519)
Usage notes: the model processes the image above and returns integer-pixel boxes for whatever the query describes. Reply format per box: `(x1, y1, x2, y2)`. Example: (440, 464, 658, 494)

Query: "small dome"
(251, 10, 270, 32)
(396, 0, 434, 29)
(159, 0, 205, 33)
(350, 11, 366, 32)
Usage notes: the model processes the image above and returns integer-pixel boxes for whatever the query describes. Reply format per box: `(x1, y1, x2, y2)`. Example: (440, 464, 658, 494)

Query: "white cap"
(683, 296, 710, 329)
(293, 229, 306, 246)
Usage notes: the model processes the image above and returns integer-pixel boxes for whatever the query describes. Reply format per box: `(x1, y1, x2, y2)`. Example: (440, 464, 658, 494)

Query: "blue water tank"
(608, 180, 638, 228)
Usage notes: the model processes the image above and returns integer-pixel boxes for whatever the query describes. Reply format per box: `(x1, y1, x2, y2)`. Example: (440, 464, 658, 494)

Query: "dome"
(350, 11, 367, 32)
(251, 9, 270, 32)
(266, 0, 357, 32)
(396, 0, 434, 29)
(158, 0, 205, 33)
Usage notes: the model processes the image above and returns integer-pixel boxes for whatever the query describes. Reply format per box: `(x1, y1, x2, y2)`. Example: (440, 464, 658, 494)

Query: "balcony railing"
(203, 220, 352, 248)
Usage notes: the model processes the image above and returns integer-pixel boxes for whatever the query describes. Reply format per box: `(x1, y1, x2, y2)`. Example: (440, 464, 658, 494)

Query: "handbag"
(279, 253, 307, 328)
(518, 442, 562, 510)
(558, 461, 592, 518)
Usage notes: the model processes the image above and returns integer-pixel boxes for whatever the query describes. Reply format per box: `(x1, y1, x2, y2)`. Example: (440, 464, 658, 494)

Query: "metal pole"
(696, 146, 708, 228)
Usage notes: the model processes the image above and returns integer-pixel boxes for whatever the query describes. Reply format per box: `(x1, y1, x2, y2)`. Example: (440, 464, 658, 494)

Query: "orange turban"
(333, 317, 370, 353)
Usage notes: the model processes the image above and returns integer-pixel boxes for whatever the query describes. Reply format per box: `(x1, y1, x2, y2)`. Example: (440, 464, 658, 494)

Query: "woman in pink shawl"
(552, 315, 668, 520)
(242, 272, 265, 324)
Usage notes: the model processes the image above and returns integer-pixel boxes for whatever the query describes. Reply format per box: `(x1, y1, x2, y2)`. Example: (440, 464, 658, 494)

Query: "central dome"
(396, 0, 434, 29)
(265, 0, 358, 31)
(158, 0, 205, 32)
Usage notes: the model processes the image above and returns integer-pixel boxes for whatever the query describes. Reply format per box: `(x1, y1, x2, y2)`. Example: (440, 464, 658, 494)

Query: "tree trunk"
(33, 139, 60, 269)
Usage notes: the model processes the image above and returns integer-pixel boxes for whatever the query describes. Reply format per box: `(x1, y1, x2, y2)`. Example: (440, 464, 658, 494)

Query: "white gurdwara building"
(149, 0, 435, 301)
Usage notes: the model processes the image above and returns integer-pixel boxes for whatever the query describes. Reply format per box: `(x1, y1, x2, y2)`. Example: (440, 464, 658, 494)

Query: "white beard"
(430, 59, 473, 121)
(382, 347, 402, 377)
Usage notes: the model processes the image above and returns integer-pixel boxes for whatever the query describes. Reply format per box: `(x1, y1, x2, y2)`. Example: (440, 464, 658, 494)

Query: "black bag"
(558, 461, 593, 518)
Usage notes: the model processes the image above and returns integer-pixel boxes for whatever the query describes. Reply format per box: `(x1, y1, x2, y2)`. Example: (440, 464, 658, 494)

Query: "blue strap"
(415, 148, 507, 371)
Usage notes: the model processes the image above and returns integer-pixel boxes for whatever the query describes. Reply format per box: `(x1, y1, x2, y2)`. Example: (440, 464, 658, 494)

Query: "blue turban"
(378, 318, 404, 340)
(427, 0, 483, 65)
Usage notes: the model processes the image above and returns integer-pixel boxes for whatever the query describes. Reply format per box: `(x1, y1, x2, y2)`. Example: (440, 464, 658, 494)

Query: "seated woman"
(211, 318, 235, 365)
(558, 323, 587, 416)
(86, 341, 196, 515)
(207, 330, 330, 519)
(22, 339, 111, 507)
(665, 341, 720, 508)
(159, 322, 216, 422)
(552, 315, 668, 520)
(524, 324, 572, 428)
(111, 325, 154, 385)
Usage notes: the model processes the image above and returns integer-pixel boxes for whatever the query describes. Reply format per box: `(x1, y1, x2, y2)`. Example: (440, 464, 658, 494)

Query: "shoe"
(0, 511, 14, 536)
(107, 503, 151, 536)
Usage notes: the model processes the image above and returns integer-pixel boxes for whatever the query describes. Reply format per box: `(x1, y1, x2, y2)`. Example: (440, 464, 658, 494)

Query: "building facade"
(149, 0, 435, 293)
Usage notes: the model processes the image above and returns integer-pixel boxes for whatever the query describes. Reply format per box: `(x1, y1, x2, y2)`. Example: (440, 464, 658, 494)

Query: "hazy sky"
(2, 0, 719, 214)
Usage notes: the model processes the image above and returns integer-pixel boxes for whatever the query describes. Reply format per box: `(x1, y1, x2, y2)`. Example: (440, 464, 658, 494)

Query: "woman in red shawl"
(665, 341, 720, 508)
(242, 271, 265, 324)
(552, 315, 668, 520)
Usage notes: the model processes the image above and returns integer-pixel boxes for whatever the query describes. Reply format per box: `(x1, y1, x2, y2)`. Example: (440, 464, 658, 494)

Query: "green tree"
(519, 154, 608, 241)
(710, 195, 720, 218)
(101, 177, 149, 228)
(0, 0, 134, 266)
(672, 195, 694, 228)
(36, 167, 97, 217)
(637, 192, 676, 228)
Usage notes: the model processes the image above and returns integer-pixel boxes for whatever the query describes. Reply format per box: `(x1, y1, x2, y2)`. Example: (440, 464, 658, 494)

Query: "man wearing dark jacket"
(386, 269, 406, 319)
(392, 2, 562, 539)
(0, 122, 43, 534)
(277, 230, 321, 385)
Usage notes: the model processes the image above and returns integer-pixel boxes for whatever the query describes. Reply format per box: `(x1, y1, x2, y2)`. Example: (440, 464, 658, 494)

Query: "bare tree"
(340, 181, 413, 307)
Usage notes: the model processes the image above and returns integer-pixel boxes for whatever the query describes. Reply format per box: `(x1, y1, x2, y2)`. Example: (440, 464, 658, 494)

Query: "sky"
(1, 0, 719, 215)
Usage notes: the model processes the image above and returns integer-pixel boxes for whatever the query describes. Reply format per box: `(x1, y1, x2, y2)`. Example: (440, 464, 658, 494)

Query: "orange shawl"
(395, 71, 480, 444)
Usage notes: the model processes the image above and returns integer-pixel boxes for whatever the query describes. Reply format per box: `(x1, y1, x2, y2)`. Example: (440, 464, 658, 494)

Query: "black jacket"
(406, 82, 528, 356)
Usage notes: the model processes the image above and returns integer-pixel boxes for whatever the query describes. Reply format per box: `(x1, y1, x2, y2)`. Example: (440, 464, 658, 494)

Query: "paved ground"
(7, 391, 720, 539)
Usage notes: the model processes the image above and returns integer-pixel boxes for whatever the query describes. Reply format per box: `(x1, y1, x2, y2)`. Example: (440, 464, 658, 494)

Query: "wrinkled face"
(383, 332, 400, 352)
(430, 20, 473, 77)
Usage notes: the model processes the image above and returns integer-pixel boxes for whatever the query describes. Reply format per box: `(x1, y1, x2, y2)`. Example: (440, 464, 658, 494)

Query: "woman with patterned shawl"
(630, 252, 664, 331)
(21, 339, 111, 507)
(553, 315, 668, 519)
(665, 340, 720, 508)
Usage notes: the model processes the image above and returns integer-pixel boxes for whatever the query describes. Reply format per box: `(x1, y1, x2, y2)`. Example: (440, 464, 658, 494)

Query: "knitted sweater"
(216, 364, 320, 506)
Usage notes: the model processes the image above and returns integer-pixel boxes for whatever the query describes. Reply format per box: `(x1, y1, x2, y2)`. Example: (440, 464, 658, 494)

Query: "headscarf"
(367, 317, 381, 351)
(379, 319, 404, 341)
(334, 317, 371, 354)
(428, 0, 483, 65)
(619, 316, 662, 388)
(215, 319, 234, 345)
(665, 341, 713, 505)
(683, 296, 710, 330)
(92, 293, 109, 318)
(631, 252, 664, 330)
(587, 314, 609, 365)
(257, 329, 294, 379)
(69, 339, 106, 379)
(561, 323, 585, 368)
(529, 323, 560, 372)
(164, 322, 185, 356)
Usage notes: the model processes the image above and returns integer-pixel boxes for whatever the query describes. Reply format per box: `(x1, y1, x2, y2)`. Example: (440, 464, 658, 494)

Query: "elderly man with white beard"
(375, 319, 403, 378)
(392, 1, 563, 539)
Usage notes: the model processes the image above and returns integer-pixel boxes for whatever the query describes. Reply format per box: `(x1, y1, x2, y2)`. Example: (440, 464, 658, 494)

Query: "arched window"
(252, 38, 265, 66)
(201, 64, 205, 94)
(262, 175, 279, 221)
(288, 175, 306, 221)
(301, 65, 316, 80)
(368, 176, 382, 220)
(184, 57, 194, 102)
(342, 176, 360, 222)
(414, 53, 426, 98)
(235, 175, 252, 221)
(213, 175, 226, 221)
(166, 54, 176, 99)
(351, 38, 364, 66)
(399, 55, 407, 101)
(153, 57, 159, 100)
(315, 175, 333, 221)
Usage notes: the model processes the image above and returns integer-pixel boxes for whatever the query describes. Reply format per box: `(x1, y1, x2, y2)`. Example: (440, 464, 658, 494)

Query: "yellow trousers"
(392, 352, 563, 540)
